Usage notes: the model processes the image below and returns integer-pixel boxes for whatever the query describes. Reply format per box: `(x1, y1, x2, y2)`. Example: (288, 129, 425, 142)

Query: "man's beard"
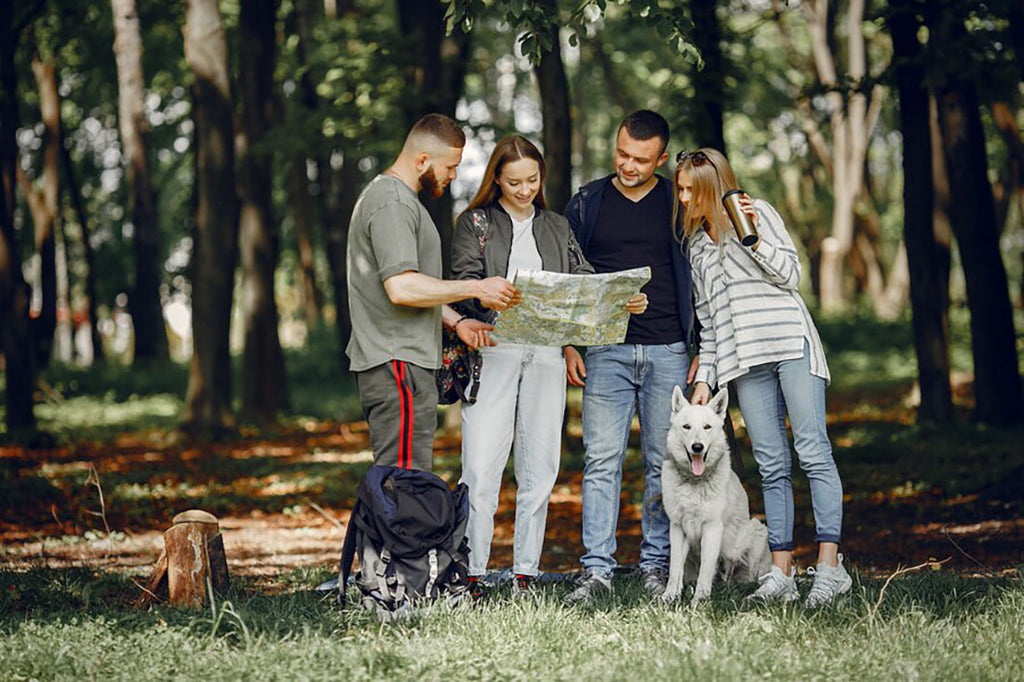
(419, 169, 446, 199)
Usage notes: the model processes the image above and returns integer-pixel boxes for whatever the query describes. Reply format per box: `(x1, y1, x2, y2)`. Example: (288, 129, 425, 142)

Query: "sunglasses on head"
(675, 149, 714, 167)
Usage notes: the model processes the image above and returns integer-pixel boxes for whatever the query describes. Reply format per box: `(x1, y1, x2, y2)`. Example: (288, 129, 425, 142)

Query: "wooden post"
(137, 509, 230, 608)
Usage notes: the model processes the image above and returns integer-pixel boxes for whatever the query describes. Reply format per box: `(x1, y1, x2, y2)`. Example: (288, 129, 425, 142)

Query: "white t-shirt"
(506, 210, 543, 279)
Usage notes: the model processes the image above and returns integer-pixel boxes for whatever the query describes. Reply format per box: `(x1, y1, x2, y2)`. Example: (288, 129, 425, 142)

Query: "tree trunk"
(239, 0, 288, 426)
(182, 0, 239, 437)
(60, 132, 104, 364)
(284, 0, 324, 330)
(26, 54, 60, 368)
(534, 8, 572, 214)
(287, 158, 323, 329)
(690, 0, 726, 153)
(930, 8, 1024, 426)
(928, 94, 953, 309)
(805, 0, 879, 312)
(111, 0, 168, 363)
(881, 0, 957, 421)
(395, 0, 469, 276)
(0, 2, 36, 436)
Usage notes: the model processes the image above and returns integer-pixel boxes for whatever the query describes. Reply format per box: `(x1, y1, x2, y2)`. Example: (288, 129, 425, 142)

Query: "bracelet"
(452, 315, 469, 330)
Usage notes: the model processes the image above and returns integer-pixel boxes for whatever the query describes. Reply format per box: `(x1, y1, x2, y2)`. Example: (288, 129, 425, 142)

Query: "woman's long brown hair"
(461, 135, 547, 220)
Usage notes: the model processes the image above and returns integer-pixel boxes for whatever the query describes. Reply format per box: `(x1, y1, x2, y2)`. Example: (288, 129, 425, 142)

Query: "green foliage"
(445, 0, 699, 67)
(0, 566, 1022, 679)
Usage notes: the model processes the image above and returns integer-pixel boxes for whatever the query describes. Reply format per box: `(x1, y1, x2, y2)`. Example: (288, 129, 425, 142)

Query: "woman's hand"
(625, 293, 648, 315)
(690, 381, 711, 405)
(738, 193, 758, 228)
(456, 318, 495, 350)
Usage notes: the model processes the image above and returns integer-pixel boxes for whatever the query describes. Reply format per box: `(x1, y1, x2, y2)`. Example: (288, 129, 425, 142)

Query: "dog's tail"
(746, 520, 772, 578)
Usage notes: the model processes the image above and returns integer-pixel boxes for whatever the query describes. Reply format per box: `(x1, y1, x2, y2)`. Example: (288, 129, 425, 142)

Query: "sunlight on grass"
(35, 394, 182, 438)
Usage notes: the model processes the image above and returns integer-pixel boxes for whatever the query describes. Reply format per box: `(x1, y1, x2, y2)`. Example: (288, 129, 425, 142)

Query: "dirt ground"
(2, 419, 1021, 593)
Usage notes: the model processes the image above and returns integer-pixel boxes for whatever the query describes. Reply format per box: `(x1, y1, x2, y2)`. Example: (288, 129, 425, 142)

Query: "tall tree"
(182, 0, 239, 436)
(888, 0, 953, 422)
(534, 1, 572, 213)
(239, 0, 288, 426)
(60, 131, 104, 364)
(283, 0, 323, 331)
(928, 2, 1023, 425)
(689, 0, 725, 152)
(396, 0, 469, 275)
(0, 1, 37, 436)
(18, 42, 60, 368)
(111, 0, 168, 363)
(803, 0, 884, 312)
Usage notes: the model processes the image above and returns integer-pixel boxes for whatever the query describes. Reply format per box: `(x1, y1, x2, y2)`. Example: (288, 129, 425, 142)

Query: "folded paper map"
(492, 266, 652, 346)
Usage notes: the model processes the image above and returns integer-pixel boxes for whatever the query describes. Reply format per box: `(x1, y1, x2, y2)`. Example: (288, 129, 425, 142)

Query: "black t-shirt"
(587, 181, 683, 345)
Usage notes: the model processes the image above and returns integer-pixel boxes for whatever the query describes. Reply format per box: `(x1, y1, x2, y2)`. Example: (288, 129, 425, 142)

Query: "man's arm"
(383, 271, 520, 311)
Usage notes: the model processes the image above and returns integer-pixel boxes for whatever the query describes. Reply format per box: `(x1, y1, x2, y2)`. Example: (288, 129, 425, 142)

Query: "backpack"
(339, 465, 472, 620)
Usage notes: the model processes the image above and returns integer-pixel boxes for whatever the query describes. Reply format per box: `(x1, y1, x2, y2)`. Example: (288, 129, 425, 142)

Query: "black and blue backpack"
(339, 465, 472, 620)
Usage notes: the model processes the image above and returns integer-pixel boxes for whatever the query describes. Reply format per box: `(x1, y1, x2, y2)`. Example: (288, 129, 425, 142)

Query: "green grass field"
(2, 312, 1024, 680)
(1, 567, 1022, 680)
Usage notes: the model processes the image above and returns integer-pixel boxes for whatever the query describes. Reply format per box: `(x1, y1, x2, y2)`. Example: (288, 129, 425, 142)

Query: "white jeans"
(460, 342, 566, 576)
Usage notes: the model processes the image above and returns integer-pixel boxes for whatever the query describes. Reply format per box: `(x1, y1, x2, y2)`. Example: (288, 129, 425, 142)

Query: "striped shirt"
(689, 199, 829, 389)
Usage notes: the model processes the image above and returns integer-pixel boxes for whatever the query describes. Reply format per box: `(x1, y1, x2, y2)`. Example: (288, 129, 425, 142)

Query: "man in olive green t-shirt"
(345, 113, 519, 471)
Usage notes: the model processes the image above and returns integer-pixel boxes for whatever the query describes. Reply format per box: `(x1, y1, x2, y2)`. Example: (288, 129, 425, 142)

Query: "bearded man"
(346, 113, 519, 471)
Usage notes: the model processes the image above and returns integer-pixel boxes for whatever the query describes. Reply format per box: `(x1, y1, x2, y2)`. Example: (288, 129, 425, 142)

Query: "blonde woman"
(675, 148, 850, 606)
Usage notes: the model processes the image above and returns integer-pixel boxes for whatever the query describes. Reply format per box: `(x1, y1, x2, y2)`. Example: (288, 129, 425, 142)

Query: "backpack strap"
(424, 549, 439, 596)
(338, 499, 362, 605)
(376, 547, 393, 601)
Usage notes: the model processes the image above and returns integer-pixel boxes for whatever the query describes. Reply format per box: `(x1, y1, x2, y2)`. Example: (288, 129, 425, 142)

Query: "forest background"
(0, 0, 1023, 605)
(1, 1, 1023, 677)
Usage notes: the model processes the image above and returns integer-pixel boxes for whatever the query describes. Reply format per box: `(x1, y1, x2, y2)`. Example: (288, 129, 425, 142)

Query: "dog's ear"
(672, 385, 688, 413)
(709, 387, 729, 419)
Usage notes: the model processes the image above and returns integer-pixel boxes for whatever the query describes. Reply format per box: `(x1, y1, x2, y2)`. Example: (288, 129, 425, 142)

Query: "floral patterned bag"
(435, 209, 489, 405)
(436, 328, 482, 405)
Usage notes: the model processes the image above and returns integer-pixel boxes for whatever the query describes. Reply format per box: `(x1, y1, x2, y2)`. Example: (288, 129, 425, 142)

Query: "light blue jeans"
(732, 343, 843, 551)
(580, 341, 690, 578)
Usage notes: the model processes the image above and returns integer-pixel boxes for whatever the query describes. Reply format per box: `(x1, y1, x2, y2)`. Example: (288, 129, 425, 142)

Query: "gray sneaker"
(564, 573, 612, 604)
(641, 568, 667, 597)
(746, 565, 799, 602)
(805, 554, 853, 607)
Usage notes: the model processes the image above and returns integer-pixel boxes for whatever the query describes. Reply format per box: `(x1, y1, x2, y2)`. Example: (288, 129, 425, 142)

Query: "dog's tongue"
(691, 454, 705, 476)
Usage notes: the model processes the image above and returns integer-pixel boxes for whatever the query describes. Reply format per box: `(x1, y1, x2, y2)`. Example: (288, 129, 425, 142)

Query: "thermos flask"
(722, 189, 759, 246)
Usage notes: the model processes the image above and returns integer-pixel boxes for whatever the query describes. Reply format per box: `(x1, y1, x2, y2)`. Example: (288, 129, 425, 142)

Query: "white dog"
(660, 386, 771, 604)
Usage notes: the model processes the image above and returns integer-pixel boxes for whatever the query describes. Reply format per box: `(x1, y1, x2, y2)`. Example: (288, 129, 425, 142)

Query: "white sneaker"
(746, 565, 799, 602)
(805, 554, 853, 607)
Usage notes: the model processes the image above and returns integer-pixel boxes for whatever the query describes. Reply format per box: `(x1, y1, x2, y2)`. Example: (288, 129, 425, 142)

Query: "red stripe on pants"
(393, 360, 413, 469)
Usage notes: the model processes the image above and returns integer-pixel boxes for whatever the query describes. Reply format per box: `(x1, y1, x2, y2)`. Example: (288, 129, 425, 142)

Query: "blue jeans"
(732, 344, 843, 551)
(580, 341, 690, 578)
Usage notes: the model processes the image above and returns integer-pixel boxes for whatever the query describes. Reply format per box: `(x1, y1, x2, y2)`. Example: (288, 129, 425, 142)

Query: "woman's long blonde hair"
(459, 135, 547, 222)
(673, 147, 740, 242)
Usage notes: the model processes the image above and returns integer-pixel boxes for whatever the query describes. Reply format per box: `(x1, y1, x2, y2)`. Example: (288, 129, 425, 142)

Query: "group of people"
(345, 110, 851, 606)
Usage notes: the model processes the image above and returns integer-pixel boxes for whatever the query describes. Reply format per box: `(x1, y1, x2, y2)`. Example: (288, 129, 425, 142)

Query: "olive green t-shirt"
(345, 175, 443, 372)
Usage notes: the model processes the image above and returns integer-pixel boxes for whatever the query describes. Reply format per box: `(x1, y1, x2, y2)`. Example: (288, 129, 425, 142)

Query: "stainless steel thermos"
(722, 189, 759, 246)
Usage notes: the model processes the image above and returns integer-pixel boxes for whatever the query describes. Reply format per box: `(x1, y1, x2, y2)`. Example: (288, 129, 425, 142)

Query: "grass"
(1, 567, 1022, 680)
(3, 313, 1024, 678)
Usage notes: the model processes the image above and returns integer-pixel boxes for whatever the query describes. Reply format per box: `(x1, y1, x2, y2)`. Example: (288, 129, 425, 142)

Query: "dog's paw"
(690, 588, 711, 606)
(660, 588, 681, 605)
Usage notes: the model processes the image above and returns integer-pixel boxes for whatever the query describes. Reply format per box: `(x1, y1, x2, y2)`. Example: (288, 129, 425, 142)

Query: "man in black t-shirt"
(563, 111, 696, 603)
